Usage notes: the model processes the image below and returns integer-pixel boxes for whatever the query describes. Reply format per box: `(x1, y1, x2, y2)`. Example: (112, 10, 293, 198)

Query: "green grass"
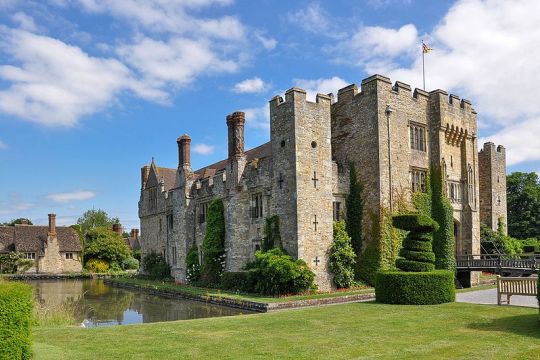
(108, 277, 374, 303)
(32, 302, 539, 359)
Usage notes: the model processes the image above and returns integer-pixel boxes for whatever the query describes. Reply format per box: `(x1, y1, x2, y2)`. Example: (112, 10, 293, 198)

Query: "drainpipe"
(385, 105, 394, 211)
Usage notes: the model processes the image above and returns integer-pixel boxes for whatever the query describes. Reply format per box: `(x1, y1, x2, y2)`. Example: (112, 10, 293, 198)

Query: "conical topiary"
(393, 213, 439, 272)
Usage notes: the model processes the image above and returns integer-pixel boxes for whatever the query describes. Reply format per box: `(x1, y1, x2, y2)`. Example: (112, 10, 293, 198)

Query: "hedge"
(375, 270, 455, 305)
(220, 271, 256, 292)
(0, 281, 33, 359)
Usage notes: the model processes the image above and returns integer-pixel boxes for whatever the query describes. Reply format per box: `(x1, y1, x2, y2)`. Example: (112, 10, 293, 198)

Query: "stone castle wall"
(479, 142, 507, 234)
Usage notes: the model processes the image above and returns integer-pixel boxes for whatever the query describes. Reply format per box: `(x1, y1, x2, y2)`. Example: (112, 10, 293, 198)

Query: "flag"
(422, 42, 432, 54)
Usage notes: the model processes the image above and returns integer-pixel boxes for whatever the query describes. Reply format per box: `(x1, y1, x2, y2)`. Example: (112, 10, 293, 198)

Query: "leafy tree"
(201, 199, 226, 285)
(77, 209, 120, 234)
(329, 221, 356, 288)
(141, 252, 171, 279)
(1, 218, 33, 226)
(84, 227, 131, 269)
(507, 172, 540, 239)
(0, 252, 34, 274)
(346, 163, 364, 278)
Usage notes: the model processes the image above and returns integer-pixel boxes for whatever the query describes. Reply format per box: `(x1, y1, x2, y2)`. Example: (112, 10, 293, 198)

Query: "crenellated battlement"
(480, 142, 506, 156)
(269, 87, 332, 110)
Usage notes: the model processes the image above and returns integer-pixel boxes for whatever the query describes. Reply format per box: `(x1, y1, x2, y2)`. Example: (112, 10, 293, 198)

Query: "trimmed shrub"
(186, 244, 201, 284)
(393, 213, 438, 272)
(375, 270, 455, 305)
(245, 248, 316, 295)
(85, 258, 109, 273)
(84, 227, 132, 266)
(141, 252, 171, 279)
(329, 221, 356, 288)
(0, 281, 33, 359)
(220, 271, 255, 292)
(346, 163, 364, 278)
(201, 199, 226, 285)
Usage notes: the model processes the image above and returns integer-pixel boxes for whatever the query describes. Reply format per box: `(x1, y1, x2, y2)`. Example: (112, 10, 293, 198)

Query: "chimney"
(48, 214, 56, 235)
(112, 223, 123, 235)
(132, 228, 139, 239)
(20, 219, 29, 225)
(226, 111, 245, 158)
(141, 165, 150, 189)
(177, 134, 191, 168)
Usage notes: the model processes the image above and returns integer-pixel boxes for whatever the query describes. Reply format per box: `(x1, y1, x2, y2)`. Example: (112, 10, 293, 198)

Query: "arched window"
(468, 164, 474, 205)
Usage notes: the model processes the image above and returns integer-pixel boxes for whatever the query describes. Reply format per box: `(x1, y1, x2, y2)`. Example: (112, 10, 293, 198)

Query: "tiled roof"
(156, 167, 177, 192)
(0, 227, 15, 253)
(194, 142, 272, 179)
(0, 225, 82, 254)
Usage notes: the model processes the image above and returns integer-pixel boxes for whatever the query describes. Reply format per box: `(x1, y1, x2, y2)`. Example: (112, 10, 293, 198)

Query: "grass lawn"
(107, 277, 374, 303)
(33, 302, 540, 359)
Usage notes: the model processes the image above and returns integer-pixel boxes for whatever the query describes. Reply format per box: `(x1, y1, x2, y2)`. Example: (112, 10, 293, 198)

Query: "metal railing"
(456, 254, 538, 273)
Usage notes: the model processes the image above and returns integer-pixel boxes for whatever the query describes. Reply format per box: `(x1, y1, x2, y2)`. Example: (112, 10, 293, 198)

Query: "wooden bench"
(497, 276, 538, 305)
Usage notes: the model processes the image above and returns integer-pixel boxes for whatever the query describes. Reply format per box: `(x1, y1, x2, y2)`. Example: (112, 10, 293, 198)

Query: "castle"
(138, 74, 507, 290)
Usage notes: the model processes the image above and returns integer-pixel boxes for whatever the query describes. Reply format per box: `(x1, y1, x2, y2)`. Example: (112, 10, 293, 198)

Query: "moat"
(26, 279, 251, 327)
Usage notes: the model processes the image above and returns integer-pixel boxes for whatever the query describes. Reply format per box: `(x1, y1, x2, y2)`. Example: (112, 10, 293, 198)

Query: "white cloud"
(288, 3, 331, 34)
(255, 33, 277, 50)
(0, 192, 35, 216)
(233, 77, 267, 93)
(0, 28, 144, 126)
(243, 104, 269, 130)
(293, 76, 349, 101)
(0, 140, 7, 149)
(12, 12, 39, 32)
(335, 0, 540, 166)
(367, 0, 412, 8)
(46, 190, 96, 203)
(193, 143, 215, 155)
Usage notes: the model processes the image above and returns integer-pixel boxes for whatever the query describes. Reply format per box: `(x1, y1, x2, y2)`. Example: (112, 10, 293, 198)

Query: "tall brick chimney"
(112, 223, 123, 235)
(48, 214, 56, 235)
(130, 228, 139, 239)
(177, 134, 191, 168)
(227, 111, 245, 158)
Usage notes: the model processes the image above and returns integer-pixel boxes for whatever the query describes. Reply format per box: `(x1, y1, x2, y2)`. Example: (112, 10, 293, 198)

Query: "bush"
(244, 248, 316, 295)
(329, 221, 356, 288)
(122, 257, 139, 270)
(392, 213, 438, 272)
(0, 252, 34, 274)
(84, 227, 132, 265)
(141, 252, 170, 279)
(480, 224, 525, 255)
(263, 215, 282, 251)
(133, 249, 142, 262)
(375, 270, 455, 304)
(85, 258, 109, 273)
(0, 281, 33, 359)
(220, 271, 255, 292)
(186, 244, 201, 284)
(201, 199, 226, 285)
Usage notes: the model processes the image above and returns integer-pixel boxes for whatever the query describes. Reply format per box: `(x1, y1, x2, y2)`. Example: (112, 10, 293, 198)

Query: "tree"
(329, 221, 356, 288)
(77, 209, 120, 234)
(345, 163, 364, 278)
(84, 227, 131, 270)
(507, 172, 540, 239)
(201, 199, 226, 285)
(1, 218, 33, 226)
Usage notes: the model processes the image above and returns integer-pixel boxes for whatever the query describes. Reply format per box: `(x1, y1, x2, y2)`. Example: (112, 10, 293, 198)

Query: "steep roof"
(156, 167, 177, 192)
(0, 227, 15, 253)
(194, 142, 272, 179)
(0, 225, 82, 255)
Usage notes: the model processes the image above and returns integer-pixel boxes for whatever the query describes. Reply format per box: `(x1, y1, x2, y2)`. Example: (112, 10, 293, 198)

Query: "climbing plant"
(262, 215, 281, 251)
(186, 243, 201, 284)
(345, 163, 364, 278)
(329, 221, 356, 288)
(201, 198, 226, 285)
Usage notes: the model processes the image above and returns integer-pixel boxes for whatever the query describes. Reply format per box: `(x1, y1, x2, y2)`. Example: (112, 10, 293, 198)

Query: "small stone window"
(172, 246, 177, 266)
(65, 252, 74, 260)
(280, 140, 285, 148)
(167, 214, 174, 230)
(25, 252, 36, 260)
(410, 168, 427, 193)
(251, 193, 263, 219)
(333, 201, 342, 221)
(311, 141, 317, 148)
(198, 203, 209, 224)
(447, 181, 462, 203)
(409, 124, 427, 151)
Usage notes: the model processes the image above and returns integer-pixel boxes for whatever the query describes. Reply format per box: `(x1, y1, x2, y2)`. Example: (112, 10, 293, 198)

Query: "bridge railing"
(456, 254, 538, 270)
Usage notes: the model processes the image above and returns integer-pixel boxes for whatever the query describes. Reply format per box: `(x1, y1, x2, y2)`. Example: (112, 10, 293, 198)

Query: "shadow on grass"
(468, 314, 540, 339)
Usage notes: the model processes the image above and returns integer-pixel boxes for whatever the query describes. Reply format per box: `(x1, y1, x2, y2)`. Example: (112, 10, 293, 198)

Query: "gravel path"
(457, 288, 538, 308)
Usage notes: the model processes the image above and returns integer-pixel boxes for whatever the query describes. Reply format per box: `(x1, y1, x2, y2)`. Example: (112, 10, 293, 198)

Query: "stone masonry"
(139, 74, 507, 290)
(479, 142, 508, 234)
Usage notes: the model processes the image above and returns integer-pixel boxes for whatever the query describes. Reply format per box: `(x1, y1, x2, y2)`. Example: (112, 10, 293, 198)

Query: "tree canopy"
(77, 209, 120, 234)
(1, 218, 33, 226)
(507, 172, 540, 239)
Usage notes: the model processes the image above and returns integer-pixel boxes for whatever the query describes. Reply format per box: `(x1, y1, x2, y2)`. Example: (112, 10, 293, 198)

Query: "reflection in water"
(27, 279, 251, 327)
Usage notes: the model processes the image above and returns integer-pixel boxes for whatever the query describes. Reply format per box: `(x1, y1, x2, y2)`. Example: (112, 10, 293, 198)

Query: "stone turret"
(479, 142, 507, 234)
(226, 111, 247, 189)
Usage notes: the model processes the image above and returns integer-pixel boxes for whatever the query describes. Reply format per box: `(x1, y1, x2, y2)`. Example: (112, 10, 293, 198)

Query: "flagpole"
(422, 41, 426, 91)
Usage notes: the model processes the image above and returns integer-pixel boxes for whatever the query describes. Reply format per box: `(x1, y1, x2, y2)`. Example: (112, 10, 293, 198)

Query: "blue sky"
(1, 0, 539, 229)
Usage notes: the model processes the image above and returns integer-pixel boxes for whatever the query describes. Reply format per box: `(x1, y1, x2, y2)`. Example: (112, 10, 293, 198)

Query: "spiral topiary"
(393, 213, 439, 272)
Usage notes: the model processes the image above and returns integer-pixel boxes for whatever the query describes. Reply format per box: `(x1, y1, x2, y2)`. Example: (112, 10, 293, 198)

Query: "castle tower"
(270, 88, 334, 290)
(479, 142, 507, 234)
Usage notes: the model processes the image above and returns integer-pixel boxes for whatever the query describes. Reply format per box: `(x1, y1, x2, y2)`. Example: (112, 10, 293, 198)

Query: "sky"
(1, 0, 539, 229)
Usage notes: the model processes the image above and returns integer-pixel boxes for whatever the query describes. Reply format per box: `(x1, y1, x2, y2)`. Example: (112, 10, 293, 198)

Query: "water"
(26, 279, 251, 327)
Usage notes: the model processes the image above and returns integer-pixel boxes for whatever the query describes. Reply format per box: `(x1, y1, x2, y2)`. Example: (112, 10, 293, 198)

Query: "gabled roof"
(194, 142, 272, 179)
(156, 167, 177, 192)
(0, 225, 82, 254)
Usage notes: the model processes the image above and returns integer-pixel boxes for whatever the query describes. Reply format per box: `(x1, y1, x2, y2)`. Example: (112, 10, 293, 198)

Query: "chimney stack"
(177, 134, 191, 168)
(112, 223, 123, 235)
(131, 228, 140, 239)
(141, 165, 150, 189)
(20, 219, 29, 225)
(48, 214, 56, 235)
(226, 111, 245, 158)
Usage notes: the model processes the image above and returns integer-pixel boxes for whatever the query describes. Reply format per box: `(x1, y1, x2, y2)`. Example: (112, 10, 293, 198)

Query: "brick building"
(138, 74, 506, 289)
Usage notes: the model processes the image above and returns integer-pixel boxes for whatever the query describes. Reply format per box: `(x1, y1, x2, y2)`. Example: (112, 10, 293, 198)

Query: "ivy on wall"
(201, 198, 226, 285)
(262, 215, 281, 251)
(345, 163, 364, 278)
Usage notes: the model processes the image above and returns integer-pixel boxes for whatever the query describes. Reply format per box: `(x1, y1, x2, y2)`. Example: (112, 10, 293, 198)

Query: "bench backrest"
(497, 276, 538, 296)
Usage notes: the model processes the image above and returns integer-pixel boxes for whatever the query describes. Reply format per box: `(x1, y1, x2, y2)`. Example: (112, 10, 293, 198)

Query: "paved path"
(457, 288, 538, 308)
